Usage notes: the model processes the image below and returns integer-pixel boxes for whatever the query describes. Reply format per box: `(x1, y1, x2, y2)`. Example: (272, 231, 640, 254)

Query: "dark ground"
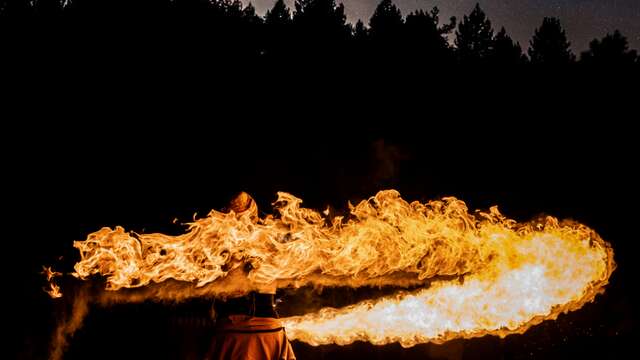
(6, 73, 639, 359)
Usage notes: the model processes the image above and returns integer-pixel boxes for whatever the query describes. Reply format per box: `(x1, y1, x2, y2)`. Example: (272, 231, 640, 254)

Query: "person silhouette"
(204, 192, 296, 360)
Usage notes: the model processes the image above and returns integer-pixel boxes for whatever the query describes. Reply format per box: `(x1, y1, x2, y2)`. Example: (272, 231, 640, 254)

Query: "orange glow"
(58, 190, 614, 347)
(43, 266, 63, 299)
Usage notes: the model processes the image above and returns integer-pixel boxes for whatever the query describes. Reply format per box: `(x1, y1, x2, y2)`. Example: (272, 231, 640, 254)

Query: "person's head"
(228, 191, 258, 219)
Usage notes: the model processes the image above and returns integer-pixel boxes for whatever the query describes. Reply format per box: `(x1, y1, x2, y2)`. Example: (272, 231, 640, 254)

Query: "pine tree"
(0, 0, 34, 20)
(33, 0, 63, 17)
(528, 17, 575, 64)
(581, 30, 638, 65)
(353, 19, 368, 41)
(242, 3, 262, 25)
(293, 0, 350, 42)
(263, 0, 292, 58)
(404, 7, 456, 64)
(265, 0, 291, 26)
(369, 0, 403, 41)
(491, 27, 525, 64)
(455, 3, 494, 63)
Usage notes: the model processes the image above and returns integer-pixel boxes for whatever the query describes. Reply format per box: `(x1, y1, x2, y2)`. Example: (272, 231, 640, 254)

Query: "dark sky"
(248, 0, 640, 55)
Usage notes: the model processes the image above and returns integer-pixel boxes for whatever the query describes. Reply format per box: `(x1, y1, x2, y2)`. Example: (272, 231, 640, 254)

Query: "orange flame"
(282, 218, 614, 346)
(43, 266, 63, 299)
(62, 190, 614, 347)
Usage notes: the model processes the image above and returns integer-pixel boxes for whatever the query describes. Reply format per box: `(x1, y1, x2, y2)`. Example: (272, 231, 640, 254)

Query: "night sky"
(249, 0, 640, 55)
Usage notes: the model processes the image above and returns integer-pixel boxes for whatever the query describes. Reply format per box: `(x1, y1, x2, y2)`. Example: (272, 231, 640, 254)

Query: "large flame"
(57, 190, 614, 347)
(282, 217, 613, 346)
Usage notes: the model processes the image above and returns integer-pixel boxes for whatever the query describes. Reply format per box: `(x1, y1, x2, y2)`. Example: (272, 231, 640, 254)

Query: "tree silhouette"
(264, 0, 293, 57)
(369, 0, 403, 41)
(266, 0, 292, 26)
(293, 0, 350, 46)
(349, 19, 369, 60)
(581, 30, 638, 65)
(353, 19, 368, 42)
(404, 7, 456, 64)
(239, 3, 264, 57)
(528, 17, 575, 64)
(242, 3, 262, 24)
(1, 0, 639, 69)
(30, 0, 65, 59)
(0, 0, 34, 59)
(455, 3, 494, 63)
(367, 0, 404, 59)
(0, 0, 34, 19)
(490, 27, 526, 64)
(33, 0, 63, 17)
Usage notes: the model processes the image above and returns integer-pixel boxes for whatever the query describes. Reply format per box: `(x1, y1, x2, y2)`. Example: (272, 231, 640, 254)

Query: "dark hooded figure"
(204, 192, 296, 360)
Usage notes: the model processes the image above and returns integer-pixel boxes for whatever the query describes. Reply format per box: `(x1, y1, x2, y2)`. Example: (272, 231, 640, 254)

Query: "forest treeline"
(1, 0, 638, 67)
